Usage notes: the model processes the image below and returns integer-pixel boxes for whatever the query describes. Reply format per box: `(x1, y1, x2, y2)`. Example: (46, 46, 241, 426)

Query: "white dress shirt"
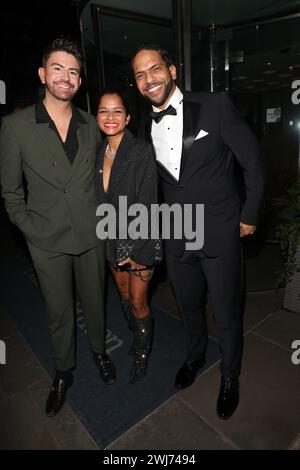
(151, 86, 183, 180)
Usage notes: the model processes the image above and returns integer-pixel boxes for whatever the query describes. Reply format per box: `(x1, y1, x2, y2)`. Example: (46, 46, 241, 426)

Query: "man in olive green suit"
(0, 38, 116, 416)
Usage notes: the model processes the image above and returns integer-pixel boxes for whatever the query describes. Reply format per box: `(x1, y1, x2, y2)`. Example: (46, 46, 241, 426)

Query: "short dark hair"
(131, 43, 174, 68)
(96, 88, 129, 115)
(42, 37, 83, 69)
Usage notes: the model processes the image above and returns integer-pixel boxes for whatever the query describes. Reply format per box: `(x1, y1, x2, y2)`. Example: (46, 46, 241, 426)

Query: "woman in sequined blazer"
(95, 89, 162, 384)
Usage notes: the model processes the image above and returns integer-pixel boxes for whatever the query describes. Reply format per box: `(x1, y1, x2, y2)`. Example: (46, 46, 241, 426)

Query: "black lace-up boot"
(120, 299, 134, 355)
(120, 299, 133, 328)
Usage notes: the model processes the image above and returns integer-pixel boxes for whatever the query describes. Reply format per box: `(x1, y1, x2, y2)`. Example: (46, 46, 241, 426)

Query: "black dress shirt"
(35, 101, 86, 164)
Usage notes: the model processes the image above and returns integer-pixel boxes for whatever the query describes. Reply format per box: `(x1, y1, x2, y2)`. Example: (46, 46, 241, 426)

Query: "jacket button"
(63, 189, 68, 193)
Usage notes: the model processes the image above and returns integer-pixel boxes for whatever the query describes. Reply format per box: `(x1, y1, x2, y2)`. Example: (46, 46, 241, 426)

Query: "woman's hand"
(118, 257, 146, 270)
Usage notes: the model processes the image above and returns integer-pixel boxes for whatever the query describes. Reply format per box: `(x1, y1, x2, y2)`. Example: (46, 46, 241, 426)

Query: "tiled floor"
(107, 397, 237, 450)
(178, 333, 300, 450)
(0, 306, 98, 450)
(107, 284, 300, 451)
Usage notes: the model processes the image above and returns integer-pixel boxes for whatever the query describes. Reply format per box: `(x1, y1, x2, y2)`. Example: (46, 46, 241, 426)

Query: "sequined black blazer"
(95, 128, 162, 267)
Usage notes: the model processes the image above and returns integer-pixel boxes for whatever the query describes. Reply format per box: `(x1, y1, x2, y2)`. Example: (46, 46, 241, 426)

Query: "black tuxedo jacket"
(140, 91, 264, 257)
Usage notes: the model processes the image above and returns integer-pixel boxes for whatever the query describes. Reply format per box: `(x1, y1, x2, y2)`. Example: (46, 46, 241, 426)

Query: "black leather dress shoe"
(217, 376, 239, 420)
(94, 353, 116, 385)
(175, 357, 205, 390)
(46, 373, 73, 417)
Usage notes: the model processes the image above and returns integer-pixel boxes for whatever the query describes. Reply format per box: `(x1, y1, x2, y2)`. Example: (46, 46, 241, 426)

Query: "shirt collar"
(35, 100, 87, 124)
(152, 86, 183, 112)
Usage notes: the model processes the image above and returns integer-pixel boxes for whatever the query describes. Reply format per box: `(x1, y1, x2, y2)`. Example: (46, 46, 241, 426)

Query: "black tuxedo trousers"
(166, 242, 243, 378)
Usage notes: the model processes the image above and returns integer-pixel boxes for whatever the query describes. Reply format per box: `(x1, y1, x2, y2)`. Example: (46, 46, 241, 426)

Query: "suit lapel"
(96, 142, 106, 198)
(143, 94, 201, 185)
(34, 106, 90, 185)
(65, 120, 89, 184)
(103, 129, 133, 195)
(180, 96, 201, 178)
(144, 116, 153, 145)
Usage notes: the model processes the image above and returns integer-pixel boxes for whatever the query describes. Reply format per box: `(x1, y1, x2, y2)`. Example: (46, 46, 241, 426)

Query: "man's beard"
(46, 81, 77, 101)
(143, 75, 174, 107)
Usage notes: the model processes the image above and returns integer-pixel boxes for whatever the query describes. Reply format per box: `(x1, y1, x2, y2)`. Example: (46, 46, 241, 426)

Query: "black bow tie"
(150, 104, 177, 123)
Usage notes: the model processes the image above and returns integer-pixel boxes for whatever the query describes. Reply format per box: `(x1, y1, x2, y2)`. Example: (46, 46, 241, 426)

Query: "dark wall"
(0, 0, 81, 115)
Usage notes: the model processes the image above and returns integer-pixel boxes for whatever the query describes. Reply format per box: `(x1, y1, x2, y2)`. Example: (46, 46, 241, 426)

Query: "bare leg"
(110, 265, 130, 301)
(128, 269, 152, 318)
(110, 265, 152, 318)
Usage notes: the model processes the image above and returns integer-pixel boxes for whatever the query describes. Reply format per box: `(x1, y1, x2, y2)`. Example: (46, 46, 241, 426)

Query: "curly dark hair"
(42, 37, 83, 69)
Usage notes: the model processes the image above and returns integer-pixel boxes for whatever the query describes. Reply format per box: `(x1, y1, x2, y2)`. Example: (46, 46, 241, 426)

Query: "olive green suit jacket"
(0, 104, 103, 254)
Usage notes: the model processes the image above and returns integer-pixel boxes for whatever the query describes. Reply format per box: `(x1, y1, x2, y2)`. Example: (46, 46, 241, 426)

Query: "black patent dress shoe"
(45, 373, 73, 417)
(217, 376, 239, 420)
(94, 353, 116, 385)
(175, 357, 205, 390)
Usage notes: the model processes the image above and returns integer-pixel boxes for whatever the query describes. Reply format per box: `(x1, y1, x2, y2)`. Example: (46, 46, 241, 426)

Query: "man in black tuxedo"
(132, 44, 264, 419)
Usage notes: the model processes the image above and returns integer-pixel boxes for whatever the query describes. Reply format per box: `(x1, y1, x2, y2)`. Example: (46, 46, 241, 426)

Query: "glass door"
(85, 4, 174, 132)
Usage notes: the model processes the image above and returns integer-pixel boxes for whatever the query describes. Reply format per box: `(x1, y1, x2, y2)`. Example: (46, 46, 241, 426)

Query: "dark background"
(0, 0, 82, 114)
